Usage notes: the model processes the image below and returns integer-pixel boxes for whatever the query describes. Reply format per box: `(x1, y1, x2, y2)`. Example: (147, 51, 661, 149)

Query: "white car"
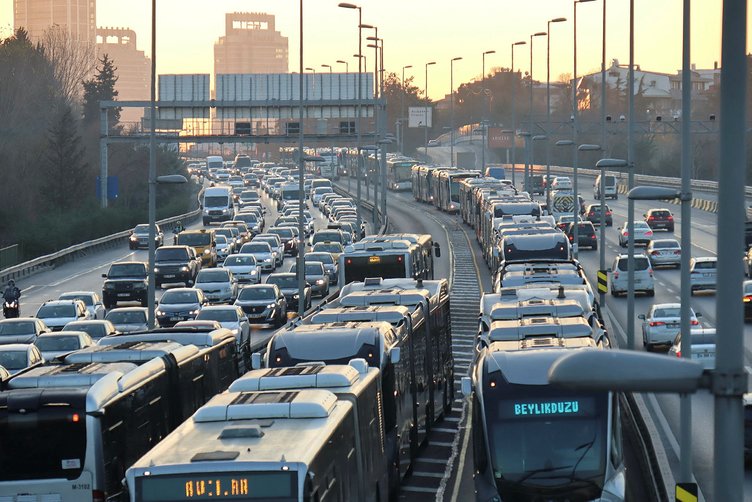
(239, 242, 277, 272)
(33, 331, 94, 360)
(195, 305, 251, 363)
(222, 254, 262, 284)
(58, 291, 106, 320)
(194, 268, 238, 304)
(646, 239, 681, 268)
(639, 303, 701, 351)
(689, 257, 717, 295)
(214, 235, 232, 260)
(618, 221, 654, 247)
(610, 253, 654, 297)
(0, 343, 44, 375)
(551, 176, 573, 192)
(35, 299, 91, 331)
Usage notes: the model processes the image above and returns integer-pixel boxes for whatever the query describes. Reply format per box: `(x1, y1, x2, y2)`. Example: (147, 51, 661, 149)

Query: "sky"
(0, 1, 746, 100)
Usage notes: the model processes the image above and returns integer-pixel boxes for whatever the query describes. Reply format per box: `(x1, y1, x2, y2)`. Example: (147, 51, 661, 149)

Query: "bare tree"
(41, 25, 96, 106)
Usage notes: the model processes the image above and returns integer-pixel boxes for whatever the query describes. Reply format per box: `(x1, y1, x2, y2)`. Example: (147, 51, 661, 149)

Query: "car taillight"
(569, 235, 574, 241)
(651, 251, 659, 255)
(675, 350, 682, 358)
(623, 232, 629, 237)
(589, 211, 595, 216)
(691, 319, 700, 325)
(613, 272, 619, 279)
(606, 211, 612, 216)
(646, 231, 653, 236)
(649, 268, 654, 277)
(648, 216, 655, 220)
(674, 250, 681, 255)
(93, 490, 105, 502)
(591, 234, 596, 238)
(649, 321, 666, 327)
(745, 295, 752, 303)
(668, 215, 674, 220)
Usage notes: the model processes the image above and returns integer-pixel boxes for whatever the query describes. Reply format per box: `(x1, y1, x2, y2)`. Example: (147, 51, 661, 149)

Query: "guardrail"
(0, 207, 201, 284)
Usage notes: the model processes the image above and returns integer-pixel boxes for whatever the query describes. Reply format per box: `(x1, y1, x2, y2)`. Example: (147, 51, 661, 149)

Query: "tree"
(82, 54, 120, 130)
(42, 104, 90, 210)
(41, 25, 96, 108)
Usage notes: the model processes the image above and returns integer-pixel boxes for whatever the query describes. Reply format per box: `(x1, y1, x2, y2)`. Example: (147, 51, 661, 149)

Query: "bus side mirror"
(434, 243, 441, 258)
(390, 347, 401, 364)
(251, 352, 262, 370)
(461, 376, 472, 397)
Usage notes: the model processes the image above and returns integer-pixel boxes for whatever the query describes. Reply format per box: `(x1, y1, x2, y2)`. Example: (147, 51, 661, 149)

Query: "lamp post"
(595, 158, 629, 310)
(296, 0, 306, 318)
(338, 2, 363, 232)
(600, 0, 607, 155)
(336, 59, 349, 99)
(546, 17, 567, 211)
(627, 0, 636, 352)
(321, 64, 332, 99)
(147, 0, 157, 328)
(450, 56, 463, 167)
(527, 31, 546, 193)
(401, 65, 412, 154)
(305, 67, 317, 100)
(510, 41, 526, 187)
(481, 50, 495, 173)
(517, 131, 531, 194)
(424, 61, 437, 160)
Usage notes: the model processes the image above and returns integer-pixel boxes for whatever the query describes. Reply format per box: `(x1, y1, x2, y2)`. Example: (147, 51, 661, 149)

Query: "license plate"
(169, 316, 182, 321)
(117, 293, 130, 297)
(703, 273, 713, 277)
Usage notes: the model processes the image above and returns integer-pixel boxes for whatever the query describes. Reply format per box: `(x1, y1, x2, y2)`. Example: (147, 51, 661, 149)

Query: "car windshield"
(65, 323, 108, 339)
(306, 253, 333, 265)
(0, 351, 27, 370)
(238, 287, 275, 301)
(133, 224, 150, 233)
(215, 236, 228, 245)
(745, 283, 752, 295)
(616, 257, 649, 271)
(650, 210, 671, 217)
(634, 222, 651, 230)
(106, 311, 146, 324)
(0, 321, 36, 336)
(58, 294, 93, 306)
(177, 233, 211, 246)
(155, 248, 189, 261)
(37, 305, 75, 318)
(108, 264, 146, 278)
(35, 336, 81, 352)
(270, 228, 293, 239)
(314, 243, 343, 254)
(652, 307, 681, 318)
(197, 270, 230, 283)
(204, 196, 229, 207)
(224, 255, 257, 266)
(160, 291, 200, 304)
(244, 243, 271, 253)
(267, 276, 297, 288)
(196, 310, 239, 323)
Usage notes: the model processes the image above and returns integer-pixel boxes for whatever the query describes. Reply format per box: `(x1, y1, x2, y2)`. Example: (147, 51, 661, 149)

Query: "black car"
(266, 273, 311, 311)
(101, 262, 148, 309)
(154, 246, 202, 288)
(644, 208, 674, 232)
(565, 222, 598, 250)
(128, 224, 163, 250)
(530, 175, 545, 195)
(585, 203, 613, 226)
(234, 284, 287, 327)
(268, 227, 299, 256)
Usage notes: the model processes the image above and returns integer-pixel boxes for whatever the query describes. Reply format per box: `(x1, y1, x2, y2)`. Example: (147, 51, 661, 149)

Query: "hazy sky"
(0, 1, 746, 99)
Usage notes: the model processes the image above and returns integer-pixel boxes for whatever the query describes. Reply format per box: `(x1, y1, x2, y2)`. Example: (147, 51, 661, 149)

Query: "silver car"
(618, 220, 654, 247)
(194, 268, 238, 304)
(689, 257, 717, 295)
(640, 303, 701, 351)
(667, 328, 716, 369)
(305, 252, 338, 285)
(34, 331, 94, 360)
(58, 291, 106, 319)
(222, 254, 261, 284)
(239, 242, 276, 272)
(646, 239, 681, 268)
(105, 307, 149, 333)
(0, 344, 44, 375)
(195, 305, 251, 362)
(290, 261, 330, 298)
(35, 299, 91, 331)
(0, 318, 51, 345)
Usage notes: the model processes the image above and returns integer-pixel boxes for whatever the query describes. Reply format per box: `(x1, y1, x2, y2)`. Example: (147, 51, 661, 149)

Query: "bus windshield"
(393, 164, 413, 182)
(0, 404, 87, 481)
(484, 385, 608, 497)
(450, 180, 461, 202)
(344, 255, 407, 284)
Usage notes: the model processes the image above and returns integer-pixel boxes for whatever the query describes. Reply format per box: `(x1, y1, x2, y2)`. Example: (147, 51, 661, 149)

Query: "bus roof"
(98, 328, 236, 348)
(309, 305, 411, 328)
(481, 298, 584, 322)
(65, 341, 199, 365)
(229, 361, 378, 395)
(481, 343, 598, 385)
(487, 316, 594, 342)
(339, 277, 448, 299)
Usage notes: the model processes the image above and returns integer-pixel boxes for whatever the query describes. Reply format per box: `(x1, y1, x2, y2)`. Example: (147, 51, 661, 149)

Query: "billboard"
(408, 106, 433, 128)
(487, 128, 514, 148)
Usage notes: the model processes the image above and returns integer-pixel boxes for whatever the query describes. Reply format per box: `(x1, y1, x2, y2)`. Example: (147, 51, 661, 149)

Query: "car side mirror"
(102, 273, 107, 278)
(251, 352, 262, 370)
(638, 314, 646, 320)
(461, 376, 473, 397)
(390, 346, 401, 364)
(696, 312, 702, 317)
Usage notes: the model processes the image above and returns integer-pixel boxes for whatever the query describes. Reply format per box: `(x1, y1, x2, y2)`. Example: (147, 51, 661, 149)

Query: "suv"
(101, 262, 148, 309)
(644, 208, 674, 232)
(593, 174, 618, 200)
(154, 245, 201, 288)
(585, 203, 613, 226)
(129, 223, 163, 250)
(35, 299, 90, 331)
(610, 254, 654, 297)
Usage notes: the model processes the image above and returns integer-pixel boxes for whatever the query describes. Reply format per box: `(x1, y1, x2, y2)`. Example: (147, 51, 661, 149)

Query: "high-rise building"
(96, 27, 150, 125)
(214, 12, 288, 77)
(13, 0, 96, 42)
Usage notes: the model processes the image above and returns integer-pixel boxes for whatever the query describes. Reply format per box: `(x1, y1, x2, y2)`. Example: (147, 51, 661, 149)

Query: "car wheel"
(620, 240, 626, 248)
(592, 243, 598, 251)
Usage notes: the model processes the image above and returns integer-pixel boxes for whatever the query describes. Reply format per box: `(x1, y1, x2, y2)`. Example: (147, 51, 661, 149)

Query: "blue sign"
(96, 176, 119, 200)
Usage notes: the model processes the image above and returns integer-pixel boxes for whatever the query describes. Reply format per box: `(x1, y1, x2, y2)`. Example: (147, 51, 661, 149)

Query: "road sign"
(487, 127, 514, 148)
(675, 482, 698, 502)
(408, 107, 432, 128)
(597, 270, 608, 294)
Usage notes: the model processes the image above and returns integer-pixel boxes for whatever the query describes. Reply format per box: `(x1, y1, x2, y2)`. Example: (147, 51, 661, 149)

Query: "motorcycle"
(3, 300, 19, 319)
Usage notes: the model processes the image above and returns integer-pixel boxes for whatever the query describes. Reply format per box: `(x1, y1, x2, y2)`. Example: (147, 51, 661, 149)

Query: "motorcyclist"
(3, 280, 20, 306)
(173, 220, 185, 244)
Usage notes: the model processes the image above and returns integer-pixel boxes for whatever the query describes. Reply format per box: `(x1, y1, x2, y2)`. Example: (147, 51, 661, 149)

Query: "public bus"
(412, 165, 454, 203)
(432, 169, 480, 213)
(340, 234, 440, 285)
(126, 388, 370, 502)
(462, 342, 625, 501)
(386, 158, 418, 191)
(263, 321, 416, 482)
(458, 178, 510, 228)
(0, 333, 239, 502)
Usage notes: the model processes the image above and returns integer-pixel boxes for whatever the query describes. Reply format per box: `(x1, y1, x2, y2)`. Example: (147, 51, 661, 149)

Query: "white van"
(202, 186, 234, 225)
(610, 253, 654, 297)
(594, 174, 618, 199)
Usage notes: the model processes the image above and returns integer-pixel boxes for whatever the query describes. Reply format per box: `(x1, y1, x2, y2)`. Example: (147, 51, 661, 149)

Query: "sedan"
(689, 257, 717, 295)
(195, 305, 251, 365)
(252, 235, 285, 266)
(290, 261, 330, 297)
(105, 307, 149, 333)
(129, 223, 163, 250)
(58, 291, 106, 320)
(668, 328, 716, 369)
(312, 242, 345, 263)
(34, 331, 94, 360)
(35, 299, 91, 331)
(155, 288, 206, 327)
(234, 284, 287, 327)
(564, 222, 598, 250)
(646, 239, 681, 268)
(266, 273, 311, 311)
(222, 254, 262, 284)
(194, 268, 238, 304)
(239, 242, 277, 272)
(644, 208, 675, 232)
(214, 235, 232, 260)
(305, 252, 338, 286)
(639, 303, 701, 351)
(585, 204, 613, 227)
(63, 320, 119, 341)
(0, 318, 51, 345)
(0, 344, 44, 375)
(618, 221, 654, 247)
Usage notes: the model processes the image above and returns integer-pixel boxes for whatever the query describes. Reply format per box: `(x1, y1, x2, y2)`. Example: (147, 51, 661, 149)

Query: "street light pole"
(450, 56, 463, 167)
(401, 65, 412, 154)
(546, 18, 566, 211)
(424, 61, 437, 161)
(600, 0, 607, 155)
(527, 31, 546, 194)
(305, 67, 317, 100)
(481, 50, 495, 173)
(510, 41, 526, 187)
(627, 0, 636, 350)
(147, 0, 157, 329)
(297, 0, 306, 317)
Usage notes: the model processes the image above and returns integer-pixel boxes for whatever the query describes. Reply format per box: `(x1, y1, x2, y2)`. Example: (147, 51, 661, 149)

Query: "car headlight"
(267, 303, 276, 309)
(154, 267, 160, 273)
(189, 309, 200, 316)
(264, 258, 272, 262)
(293, 294, 299, 299)
(105, 283, 116, 290)
(181, 266, 190, 272)
(156, 310, 165, 316)
(134, 282, 147, 290)
(130, 235, 138, 241)
(250, 269, 258, 275)
(316, 279, 325, 285)
(204, 249, 211, 255)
